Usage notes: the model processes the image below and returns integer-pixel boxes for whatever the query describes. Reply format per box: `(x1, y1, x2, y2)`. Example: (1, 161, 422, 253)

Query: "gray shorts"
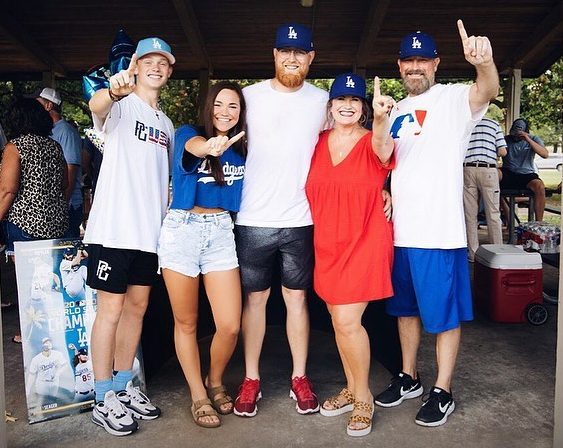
(234, 225, 313, 292)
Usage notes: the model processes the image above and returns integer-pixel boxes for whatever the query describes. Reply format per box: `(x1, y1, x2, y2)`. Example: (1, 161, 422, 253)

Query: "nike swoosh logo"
(439, 402, 450, 413)
(400, 386, 414, 395)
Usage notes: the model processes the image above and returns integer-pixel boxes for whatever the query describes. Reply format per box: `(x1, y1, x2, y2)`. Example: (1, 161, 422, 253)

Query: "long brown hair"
(200, 81, 247, 185)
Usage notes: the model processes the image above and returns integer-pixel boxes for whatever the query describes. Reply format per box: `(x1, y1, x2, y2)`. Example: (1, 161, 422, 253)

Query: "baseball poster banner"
(14, 239, 146, 423)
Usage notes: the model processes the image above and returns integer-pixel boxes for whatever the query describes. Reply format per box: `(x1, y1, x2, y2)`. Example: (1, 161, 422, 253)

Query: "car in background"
(535, 153, 563, 171)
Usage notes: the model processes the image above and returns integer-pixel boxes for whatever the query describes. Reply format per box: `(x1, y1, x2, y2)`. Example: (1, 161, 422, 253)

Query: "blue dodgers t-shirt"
(171, 125, 245, 212)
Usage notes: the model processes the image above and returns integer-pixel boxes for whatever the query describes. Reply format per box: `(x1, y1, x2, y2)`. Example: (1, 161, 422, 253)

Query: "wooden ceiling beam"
(170, 0, 213, 75)
(0, 10, 67, 77)
(500, 2, 563, 72)
(354, 0, 391, 71)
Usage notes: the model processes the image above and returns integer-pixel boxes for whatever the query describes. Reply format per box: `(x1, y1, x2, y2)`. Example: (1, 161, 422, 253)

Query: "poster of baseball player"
(15, 239, 146, 423)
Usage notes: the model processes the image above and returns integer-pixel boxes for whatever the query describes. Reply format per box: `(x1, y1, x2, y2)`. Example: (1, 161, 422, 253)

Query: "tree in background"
(0, 57, 560, 146)
(521, 58, 562, 152)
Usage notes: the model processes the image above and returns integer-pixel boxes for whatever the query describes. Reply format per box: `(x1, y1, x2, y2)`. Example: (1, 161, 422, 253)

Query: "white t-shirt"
(84, 93, 174, 253)
(389, 83, 485, 249)
(236, 80, 328, 227)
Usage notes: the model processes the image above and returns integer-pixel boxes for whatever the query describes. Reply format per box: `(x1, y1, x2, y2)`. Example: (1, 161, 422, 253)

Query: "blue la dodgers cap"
(399, 31, 438, 59)
(275, 23, 314, 52)
(136, 37, 175, 64)
(329, 73, 367, 100)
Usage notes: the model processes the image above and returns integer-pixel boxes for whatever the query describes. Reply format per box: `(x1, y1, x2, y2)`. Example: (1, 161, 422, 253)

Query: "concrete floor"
(2, 244, 560, 448)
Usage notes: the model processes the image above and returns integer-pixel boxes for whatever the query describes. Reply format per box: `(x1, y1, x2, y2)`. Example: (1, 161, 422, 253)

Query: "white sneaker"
(92, 390, 138, 436)
(117, 381, 161, 420)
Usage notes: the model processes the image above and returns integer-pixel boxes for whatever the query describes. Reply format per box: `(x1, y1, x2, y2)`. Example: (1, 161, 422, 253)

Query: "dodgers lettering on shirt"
(170, 125, 246, 212)
(196, 161, 245, 186)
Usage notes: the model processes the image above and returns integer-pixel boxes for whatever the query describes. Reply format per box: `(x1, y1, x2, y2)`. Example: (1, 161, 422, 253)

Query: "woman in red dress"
(305, 73, 395, 437)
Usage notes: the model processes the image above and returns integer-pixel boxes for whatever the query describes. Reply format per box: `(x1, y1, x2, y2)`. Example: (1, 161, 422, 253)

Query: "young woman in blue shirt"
(158, 81, 246, 428)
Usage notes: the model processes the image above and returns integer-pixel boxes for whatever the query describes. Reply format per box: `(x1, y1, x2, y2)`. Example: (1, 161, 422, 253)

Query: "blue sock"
(112, 369, 133, 392)
(95, 378, 113, 403)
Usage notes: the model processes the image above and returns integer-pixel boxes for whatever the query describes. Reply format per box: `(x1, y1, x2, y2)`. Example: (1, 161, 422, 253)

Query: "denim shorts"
(4, 221, 39, 256)
(158, 209, 238, 277)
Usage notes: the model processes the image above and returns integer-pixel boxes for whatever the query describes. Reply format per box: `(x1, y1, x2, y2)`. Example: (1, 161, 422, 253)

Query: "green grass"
(539, 169, 562, 189)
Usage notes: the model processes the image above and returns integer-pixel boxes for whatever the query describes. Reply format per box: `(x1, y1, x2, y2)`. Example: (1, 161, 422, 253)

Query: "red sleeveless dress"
(305, 130, 394, 304)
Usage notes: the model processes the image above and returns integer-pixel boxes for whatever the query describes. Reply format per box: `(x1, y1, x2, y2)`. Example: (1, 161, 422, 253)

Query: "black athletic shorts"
(500, 169, 540, 190)
(86, 244, 159, 294)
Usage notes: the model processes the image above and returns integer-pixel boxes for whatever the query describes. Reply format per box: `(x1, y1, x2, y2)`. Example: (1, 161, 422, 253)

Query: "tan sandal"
(207, 385, 234, 415)
(347, 399, 374, 437)
(320, 387, 355, 417)
(191, 398, 221, 428)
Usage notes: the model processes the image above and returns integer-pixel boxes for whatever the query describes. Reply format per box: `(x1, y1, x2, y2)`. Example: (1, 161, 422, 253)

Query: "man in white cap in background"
(34, 87, 84, 238)
(84, 36, 175, 436)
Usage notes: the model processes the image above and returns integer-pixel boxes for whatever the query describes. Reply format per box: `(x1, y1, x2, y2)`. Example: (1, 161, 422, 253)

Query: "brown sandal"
(191, 398, 221, 428)
(347, 399, 374, 437)
(207, 385, 234, 415)
(320, 387, 355, 416)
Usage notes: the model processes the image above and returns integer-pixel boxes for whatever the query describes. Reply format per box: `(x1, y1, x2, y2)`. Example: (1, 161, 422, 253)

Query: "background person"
(375, 21, 499, 427)
(463, 116, 507, 261)
(0, 97, 68, 257)
(84, 37, 175, 436)
(33, 88, 84, 238)
(158, 81, 246, 428)
(500, 118, 548, 221)
(0, 97, 68, 340)
(306, 73, 395, 437)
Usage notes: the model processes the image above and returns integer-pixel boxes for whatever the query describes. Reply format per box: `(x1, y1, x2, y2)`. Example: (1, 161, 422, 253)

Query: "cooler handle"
(502, 279, 536, 287)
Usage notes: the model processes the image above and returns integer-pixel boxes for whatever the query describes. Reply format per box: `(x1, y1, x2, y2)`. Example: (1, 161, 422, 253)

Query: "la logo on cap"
(288, 26, 298, 39)
(411, 37, 422, 49)
(345, 76, 355, 88)
(152, 38, 162, 49)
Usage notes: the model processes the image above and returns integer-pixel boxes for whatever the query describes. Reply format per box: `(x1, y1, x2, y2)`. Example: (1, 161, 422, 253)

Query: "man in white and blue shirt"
(463, 117, 507, 261)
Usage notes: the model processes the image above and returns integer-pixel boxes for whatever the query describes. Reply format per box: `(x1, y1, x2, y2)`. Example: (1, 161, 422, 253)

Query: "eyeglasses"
(277, 48, 309, 59)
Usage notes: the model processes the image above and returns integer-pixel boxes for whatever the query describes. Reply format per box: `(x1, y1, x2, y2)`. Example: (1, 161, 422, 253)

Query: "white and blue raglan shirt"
(464, 118, 506, 166)
(171, 125, 245, 212)
(84, 93, 174, 253)
(389, 83, 486, 249)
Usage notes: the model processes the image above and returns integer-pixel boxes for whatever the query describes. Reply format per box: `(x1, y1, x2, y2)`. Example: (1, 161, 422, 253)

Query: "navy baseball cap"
(275, 23, 313, 52)
(399, 31, 438, 59)
(64, 247, 74, 256)
(329, 73, 367, 100)
(78, 348, 88, 355)
(136, 37, 175, 64)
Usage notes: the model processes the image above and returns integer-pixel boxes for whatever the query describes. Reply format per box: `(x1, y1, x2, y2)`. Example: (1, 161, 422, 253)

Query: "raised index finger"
(127, 53, 138, 75)
(457, 19, 468, 41)
(373, 76, 381, 97)
(226, 130, 245, 147)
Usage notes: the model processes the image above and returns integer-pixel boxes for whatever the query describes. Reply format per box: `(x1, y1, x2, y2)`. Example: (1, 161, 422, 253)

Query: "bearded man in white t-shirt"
(84, 37, 175, 436)
(232, 23, 328, 418)
(374, 21, 499, 427)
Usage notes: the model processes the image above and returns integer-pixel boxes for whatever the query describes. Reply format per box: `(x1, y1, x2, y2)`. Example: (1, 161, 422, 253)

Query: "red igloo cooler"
(474, 244, 544, 324)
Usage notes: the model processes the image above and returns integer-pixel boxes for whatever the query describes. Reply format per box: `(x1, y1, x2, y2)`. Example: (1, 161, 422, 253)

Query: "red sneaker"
(290, 376, 320, 414)
(233, 378, 262, 417)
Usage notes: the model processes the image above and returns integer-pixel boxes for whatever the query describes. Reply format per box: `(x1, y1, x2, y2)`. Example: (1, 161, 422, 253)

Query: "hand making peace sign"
(205, 131, 246, 157)
(109, 53, 138, 97)
(372, 76, 396, 121)
(457, 19, 493, 67)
